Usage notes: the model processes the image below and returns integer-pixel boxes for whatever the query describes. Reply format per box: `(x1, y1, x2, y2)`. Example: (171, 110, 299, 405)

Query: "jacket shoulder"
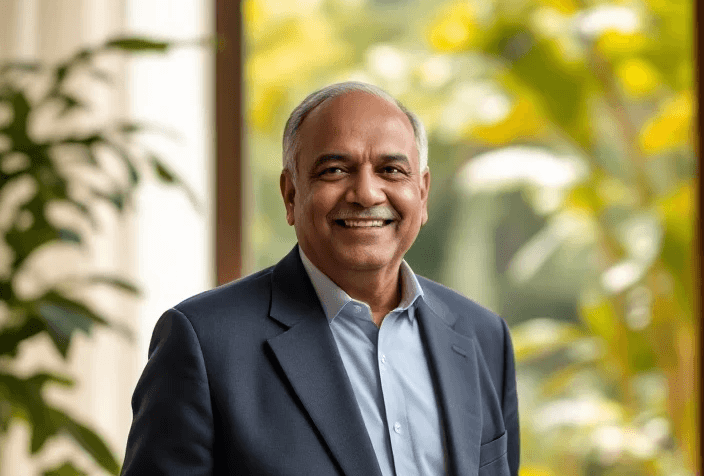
(416, 275, 508, 341)
(173, 265, 275, 321)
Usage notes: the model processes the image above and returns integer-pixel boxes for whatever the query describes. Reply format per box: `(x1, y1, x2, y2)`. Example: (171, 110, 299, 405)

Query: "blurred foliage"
(244, 0, 696, 474)
(0, 38, 195, 475)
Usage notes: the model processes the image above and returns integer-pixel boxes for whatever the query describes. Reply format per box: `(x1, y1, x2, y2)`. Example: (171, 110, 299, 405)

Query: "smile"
(335, 219, 393, 228)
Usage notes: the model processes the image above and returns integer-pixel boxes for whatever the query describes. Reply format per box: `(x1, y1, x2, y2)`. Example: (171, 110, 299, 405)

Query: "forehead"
(296, 91, 416, 161)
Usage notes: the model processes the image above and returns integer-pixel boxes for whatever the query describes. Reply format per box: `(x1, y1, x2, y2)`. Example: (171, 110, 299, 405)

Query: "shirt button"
(354, 305, 362, 313)
(380, 355, 387, 364)
(393, 422, 402, 434)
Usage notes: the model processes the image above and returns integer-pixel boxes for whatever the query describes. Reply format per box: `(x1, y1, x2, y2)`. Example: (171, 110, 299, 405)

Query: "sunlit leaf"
(656, 182, 693, 245)
(638, 91, 693, 155)
(579, 296, 620, 342)
(455, 146, 588, 194)
(249, 86, 288, 133)
(564, 185, 600, 214)
(540, 362, 592, 396)
(615, 57, 661, 98)
(519, 465, 555, 476)
(595, 31, 648, 59)
(426, 2, 478, 52)
(512, 318, 583, 362)
(469, 97, 547, 145)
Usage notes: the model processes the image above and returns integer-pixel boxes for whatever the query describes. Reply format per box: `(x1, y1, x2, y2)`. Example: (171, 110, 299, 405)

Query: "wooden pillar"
(215, 0, 243, 284)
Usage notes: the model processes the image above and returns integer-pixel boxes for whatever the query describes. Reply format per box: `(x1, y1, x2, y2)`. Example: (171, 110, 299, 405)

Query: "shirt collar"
(299, 248, 424, 322)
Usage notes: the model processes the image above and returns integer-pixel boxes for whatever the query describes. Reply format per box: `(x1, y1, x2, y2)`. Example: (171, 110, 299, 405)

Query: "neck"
(316, 260, 403, 327)
(340, 269, 402, 326)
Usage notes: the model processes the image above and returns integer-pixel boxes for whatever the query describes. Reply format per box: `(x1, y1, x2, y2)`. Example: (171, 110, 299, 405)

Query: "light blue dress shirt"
(300, 250, 445, 476)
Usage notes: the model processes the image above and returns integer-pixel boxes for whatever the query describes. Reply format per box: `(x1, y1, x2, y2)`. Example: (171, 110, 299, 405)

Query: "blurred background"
(0, 0, 697, 475)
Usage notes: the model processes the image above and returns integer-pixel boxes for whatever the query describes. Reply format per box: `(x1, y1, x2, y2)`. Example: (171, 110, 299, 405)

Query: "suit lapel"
(267, 247, 383, 476)
(416, 297, 483, 476)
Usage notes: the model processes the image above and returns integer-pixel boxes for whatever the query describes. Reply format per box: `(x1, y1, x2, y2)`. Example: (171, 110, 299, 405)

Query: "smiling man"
(122, 82, 520, 476)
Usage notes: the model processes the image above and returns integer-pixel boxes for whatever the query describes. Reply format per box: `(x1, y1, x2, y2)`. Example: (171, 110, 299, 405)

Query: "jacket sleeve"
(121, 308, 214, 475)
(500, 318, 520, 476)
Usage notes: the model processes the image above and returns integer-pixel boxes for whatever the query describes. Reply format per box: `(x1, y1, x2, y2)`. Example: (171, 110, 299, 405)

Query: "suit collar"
(268, 246, 383, 476)
(269, 245, 324, 328)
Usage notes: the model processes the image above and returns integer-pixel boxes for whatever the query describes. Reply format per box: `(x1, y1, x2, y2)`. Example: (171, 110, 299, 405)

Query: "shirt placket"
(378, 311, 418, 476)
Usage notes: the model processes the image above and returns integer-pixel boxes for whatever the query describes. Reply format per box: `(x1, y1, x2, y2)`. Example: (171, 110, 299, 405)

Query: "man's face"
(280, 91, 430, 278)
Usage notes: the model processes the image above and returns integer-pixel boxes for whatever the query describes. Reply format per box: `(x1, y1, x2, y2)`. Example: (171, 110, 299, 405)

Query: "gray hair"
(282, 82, 428, 178)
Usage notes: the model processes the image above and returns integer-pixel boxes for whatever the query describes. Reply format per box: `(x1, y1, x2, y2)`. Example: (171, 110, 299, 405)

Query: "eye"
(318, 167, 345, 177)
(381, 166, 403, 175)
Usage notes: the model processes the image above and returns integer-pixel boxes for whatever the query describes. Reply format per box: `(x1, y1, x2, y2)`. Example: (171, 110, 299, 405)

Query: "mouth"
(334, 219, 394, 228)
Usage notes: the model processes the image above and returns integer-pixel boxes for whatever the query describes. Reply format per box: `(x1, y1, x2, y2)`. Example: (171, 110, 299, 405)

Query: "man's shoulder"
(416, 275, 507, 337)
(173, 265, 276, 319)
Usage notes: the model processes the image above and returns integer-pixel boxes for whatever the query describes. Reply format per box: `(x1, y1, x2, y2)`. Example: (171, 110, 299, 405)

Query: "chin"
(332, 248, 395, 272)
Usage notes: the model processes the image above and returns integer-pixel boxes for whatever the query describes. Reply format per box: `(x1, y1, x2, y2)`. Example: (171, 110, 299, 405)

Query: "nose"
(345, 166, 385, 207)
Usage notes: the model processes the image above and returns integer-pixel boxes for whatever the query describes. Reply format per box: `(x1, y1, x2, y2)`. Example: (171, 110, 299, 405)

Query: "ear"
(420, 169, 430, 227)
(280, 170, 296, 226)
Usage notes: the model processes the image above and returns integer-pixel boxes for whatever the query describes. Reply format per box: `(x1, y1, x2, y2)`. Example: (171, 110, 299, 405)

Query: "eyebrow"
(312, 154, 347, 170)
(311, 153, 411, 170)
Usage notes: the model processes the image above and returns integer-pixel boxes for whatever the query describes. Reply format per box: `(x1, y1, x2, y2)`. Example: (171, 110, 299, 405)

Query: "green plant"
(0, 37, 196, 475)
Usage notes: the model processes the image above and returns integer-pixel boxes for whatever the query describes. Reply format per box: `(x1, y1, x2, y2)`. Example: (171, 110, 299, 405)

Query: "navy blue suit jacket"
(121, 246, 519, 475)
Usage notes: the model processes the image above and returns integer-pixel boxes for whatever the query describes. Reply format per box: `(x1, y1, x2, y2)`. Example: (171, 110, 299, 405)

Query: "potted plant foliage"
(0, 37, 197, 475)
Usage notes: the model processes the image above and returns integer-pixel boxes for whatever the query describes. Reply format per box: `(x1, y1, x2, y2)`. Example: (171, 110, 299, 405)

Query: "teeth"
(343, 220, 385, 227)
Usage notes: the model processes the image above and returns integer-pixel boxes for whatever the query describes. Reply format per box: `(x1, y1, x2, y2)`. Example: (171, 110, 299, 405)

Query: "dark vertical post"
(215, 0, 243, 284)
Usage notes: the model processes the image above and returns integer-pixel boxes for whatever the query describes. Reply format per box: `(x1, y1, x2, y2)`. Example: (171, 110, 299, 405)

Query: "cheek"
(308, 185, 342, 211)
(299, 192, 333, 224)
(393, 187, 423, 217)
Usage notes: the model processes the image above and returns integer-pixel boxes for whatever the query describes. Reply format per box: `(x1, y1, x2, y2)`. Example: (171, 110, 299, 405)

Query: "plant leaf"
(55, 63, 70, 85)
(2, 371, 118, 471)
(56, 94, 89, 117)
(152, 158, 176, 183)
(0, 371, 60, 453)
(82, 275, 141, 295)
(89, 68, 113, 84)
(34, 291, 112, 357)
(5, 219, 82, 271)
(151, 157, 201, 210)
(0, 317, 45, 357)
(65, 198, 99, 230)
(58, 228, 82, 243)
(57, 410, 121, 475)
(99, 139, 140, 186)
(26, 372, 75, 388)
(116, 121, 182, 140)
(103, 38, 170, 52)
(0, 62, 43, 74)
(43, 461, 89, 476)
